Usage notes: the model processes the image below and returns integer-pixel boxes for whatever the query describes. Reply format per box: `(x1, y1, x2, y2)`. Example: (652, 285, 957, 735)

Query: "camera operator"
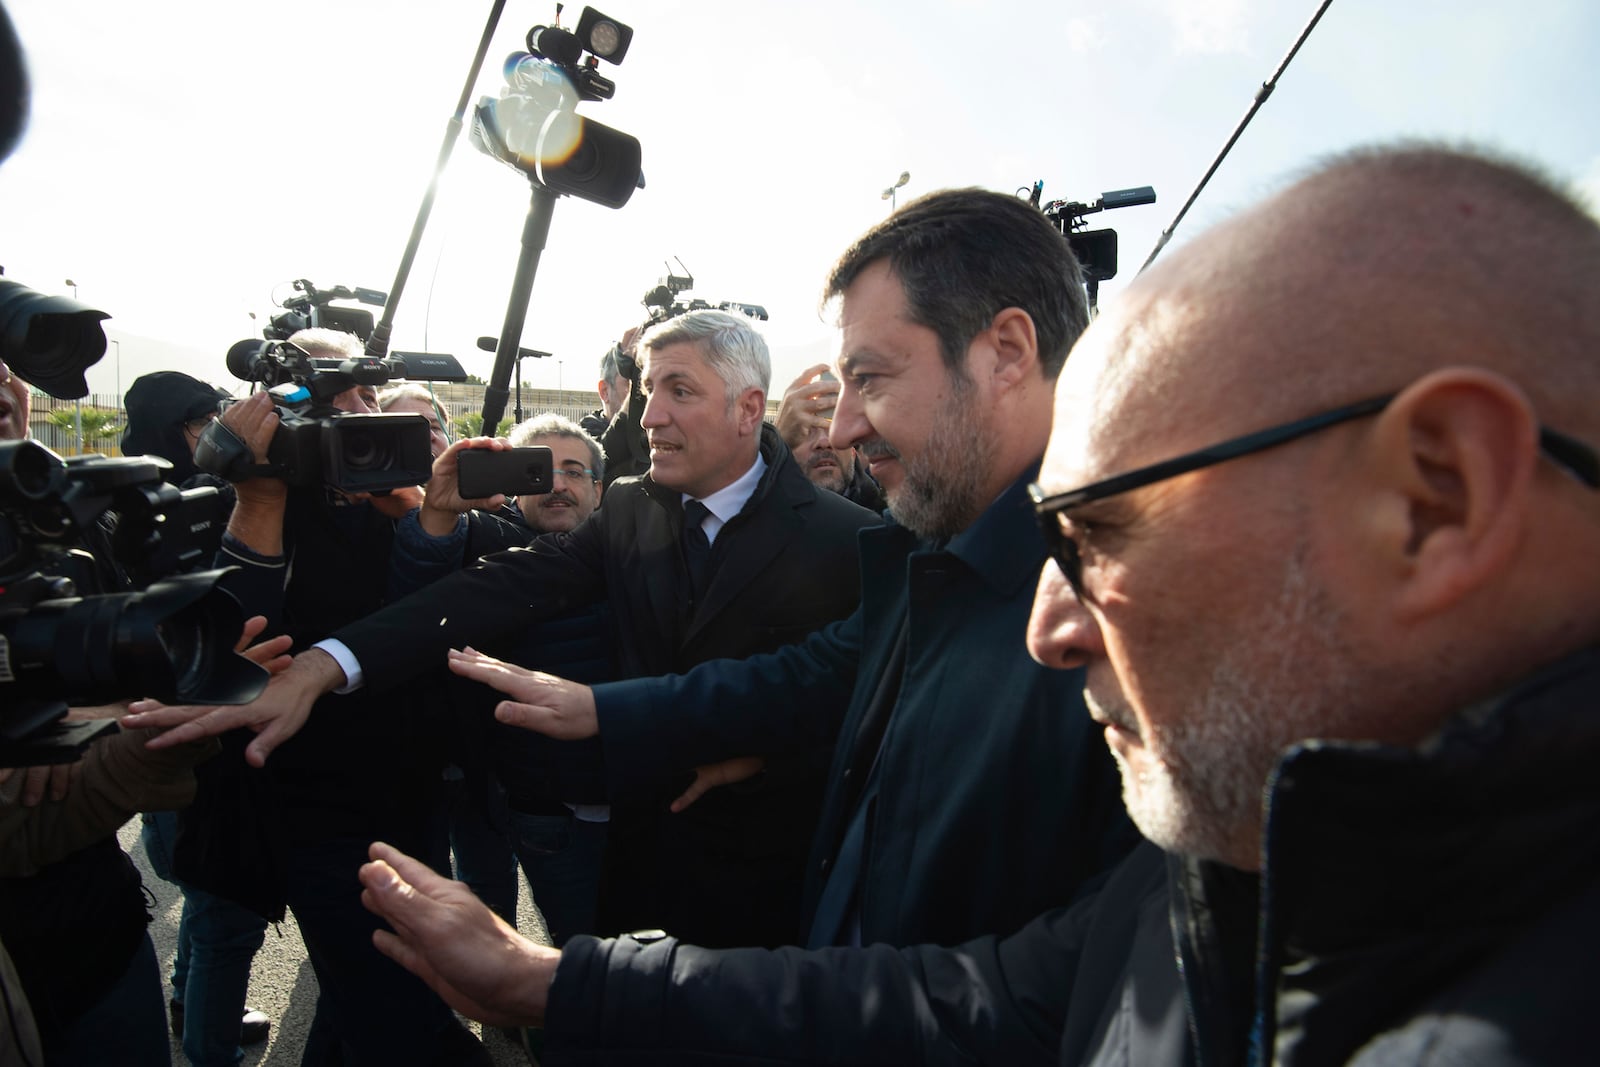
(193, 327, 490, 1064)
(0, 354, 268, 1065)
(117, 369, 276, 1064)
(376, 383, 451, 460)
(579, 341, 629, 440)
(590, 324, 650, 490)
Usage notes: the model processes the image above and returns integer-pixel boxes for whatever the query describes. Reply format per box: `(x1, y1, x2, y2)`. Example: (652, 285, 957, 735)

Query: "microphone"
(477, 336, 551, 361)
(226, 339, 269, 382)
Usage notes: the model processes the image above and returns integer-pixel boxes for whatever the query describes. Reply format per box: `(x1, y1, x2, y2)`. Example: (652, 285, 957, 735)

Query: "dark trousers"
(284, 815, 490, 1067)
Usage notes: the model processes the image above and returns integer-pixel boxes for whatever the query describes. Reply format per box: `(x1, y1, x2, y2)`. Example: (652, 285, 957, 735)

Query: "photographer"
(590, 324, 650, 490)
(391, 413, 614, 946)
(193, 327, 489, 1064)
(118, 369, 274, 1065)
(579, 341, 629, 440)
(774, 364, 886, 513)
(0, 354, 257, 1065)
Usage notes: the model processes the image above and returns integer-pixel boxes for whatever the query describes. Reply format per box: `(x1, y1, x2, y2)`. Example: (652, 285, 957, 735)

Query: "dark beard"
(885, 368, 992, 539)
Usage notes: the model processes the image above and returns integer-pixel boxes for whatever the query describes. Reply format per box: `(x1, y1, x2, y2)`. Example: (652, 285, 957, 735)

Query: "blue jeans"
(507, 811, 607, 947)
(140, 813, 268, 1067)
(46, 931, 170, 1066)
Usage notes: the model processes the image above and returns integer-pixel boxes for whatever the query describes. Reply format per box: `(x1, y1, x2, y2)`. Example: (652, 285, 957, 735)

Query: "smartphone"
(456, 446, 554, 498)
(817, 368, 838, 418)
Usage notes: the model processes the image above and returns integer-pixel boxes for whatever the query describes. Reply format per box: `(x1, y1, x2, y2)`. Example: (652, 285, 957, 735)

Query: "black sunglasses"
(1029, 392, 1600, 600)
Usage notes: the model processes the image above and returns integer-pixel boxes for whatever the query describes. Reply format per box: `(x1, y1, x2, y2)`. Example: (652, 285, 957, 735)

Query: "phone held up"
(456, 446, 554, 498)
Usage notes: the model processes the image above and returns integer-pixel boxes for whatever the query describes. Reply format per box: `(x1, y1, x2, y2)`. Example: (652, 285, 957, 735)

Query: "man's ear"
(1368, 369, 1539, 621)
(737, 388, 767, 436)
(982, 307, 1041, 391)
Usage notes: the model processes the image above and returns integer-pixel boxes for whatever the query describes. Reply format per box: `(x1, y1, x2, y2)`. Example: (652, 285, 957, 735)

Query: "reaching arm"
(360, 841, 1176, 1065)
(593, 609, 863, 801)
(124, 645, 346, 767)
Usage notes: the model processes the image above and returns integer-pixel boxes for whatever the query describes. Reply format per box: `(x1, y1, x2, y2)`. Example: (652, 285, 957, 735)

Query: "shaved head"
(1031, 144, 1600, 868)
(1072, 145, 1600, 475)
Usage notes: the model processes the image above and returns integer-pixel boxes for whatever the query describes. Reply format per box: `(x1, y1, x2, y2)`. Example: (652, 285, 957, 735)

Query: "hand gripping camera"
(195, 338, 466, 493)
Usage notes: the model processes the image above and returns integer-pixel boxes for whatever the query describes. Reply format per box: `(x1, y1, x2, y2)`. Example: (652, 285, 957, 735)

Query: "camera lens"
(0, 572, 267, 707)
(339, 426, 392, 472)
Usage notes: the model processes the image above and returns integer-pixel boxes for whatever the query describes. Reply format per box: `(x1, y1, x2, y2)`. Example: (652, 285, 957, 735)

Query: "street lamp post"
(880, 171, 911, 211)
(111, 338, 121, 400)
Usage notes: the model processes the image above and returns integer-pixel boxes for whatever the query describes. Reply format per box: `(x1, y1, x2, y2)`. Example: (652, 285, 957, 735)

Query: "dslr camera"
(195, 337, 466, 493)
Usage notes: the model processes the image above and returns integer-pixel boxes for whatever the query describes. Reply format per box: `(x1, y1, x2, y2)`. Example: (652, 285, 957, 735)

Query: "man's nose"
(830, 379, 869, 451)
(1026, 562, 1104, 671)
(640, 390, 666, 428)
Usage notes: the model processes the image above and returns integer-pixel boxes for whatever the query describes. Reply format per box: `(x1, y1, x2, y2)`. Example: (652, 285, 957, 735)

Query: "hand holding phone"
(456, 446, 554, 499)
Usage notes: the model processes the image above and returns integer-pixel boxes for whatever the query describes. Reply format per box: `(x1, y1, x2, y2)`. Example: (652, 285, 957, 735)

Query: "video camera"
(1, 438, 268, 766)
(1025, 181, 1156, 285)
(640, 257, 768, 330)
(194, 338, 467, 493)
(264, 278, 388, 345)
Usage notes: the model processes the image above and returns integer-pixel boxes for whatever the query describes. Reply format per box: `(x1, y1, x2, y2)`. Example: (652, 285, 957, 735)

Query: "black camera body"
(640, 259, 768, 333)
(0, 439, 268, 765)
(195, 339, 466, 493)
(1025, 181, 1157, 284)
(264, 279, 388, 345)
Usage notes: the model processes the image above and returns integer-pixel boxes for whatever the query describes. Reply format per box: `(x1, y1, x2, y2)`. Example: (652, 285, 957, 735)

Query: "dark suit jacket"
(336, 425, 880, 946)
(593, 468, 1137, 949)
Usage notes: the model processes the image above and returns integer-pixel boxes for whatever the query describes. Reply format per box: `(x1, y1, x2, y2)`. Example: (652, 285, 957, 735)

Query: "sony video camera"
(194, 338, 466, 493)
(1, 438, 268, 765)
(264, 278, 388, 345)
(640, 258, 768, 331)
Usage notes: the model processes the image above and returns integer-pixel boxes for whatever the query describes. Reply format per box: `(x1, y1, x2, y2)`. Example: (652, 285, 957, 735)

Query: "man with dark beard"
(368, 187, 1139, 964)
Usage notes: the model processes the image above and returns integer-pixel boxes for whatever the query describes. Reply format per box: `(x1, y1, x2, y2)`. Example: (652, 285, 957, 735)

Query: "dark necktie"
(682, 499, 713, 600)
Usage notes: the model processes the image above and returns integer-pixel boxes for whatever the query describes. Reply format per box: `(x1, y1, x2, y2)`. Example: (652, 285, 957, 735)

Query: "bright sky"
(3, 0, 1597, 403)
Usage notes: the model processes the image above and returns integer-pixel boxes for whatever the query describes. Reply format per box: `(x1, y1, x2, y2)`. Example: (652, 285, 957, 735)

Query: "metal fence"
(24, 386, 601, 457)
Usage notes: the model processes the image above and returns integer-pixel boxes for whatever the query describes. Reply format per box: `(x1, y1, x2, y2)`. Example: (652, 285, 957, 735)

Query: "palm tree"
(45, 406, 123, 454)
(451, 411, 511, 438)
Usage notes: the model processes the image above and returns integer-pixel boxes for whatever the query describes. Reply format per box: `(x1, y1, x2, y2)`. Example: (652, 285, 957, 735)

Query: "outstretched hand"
(447, 647, 600, 740)
(122, 629, 338, 767)
(360, 841, 559, 1026)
